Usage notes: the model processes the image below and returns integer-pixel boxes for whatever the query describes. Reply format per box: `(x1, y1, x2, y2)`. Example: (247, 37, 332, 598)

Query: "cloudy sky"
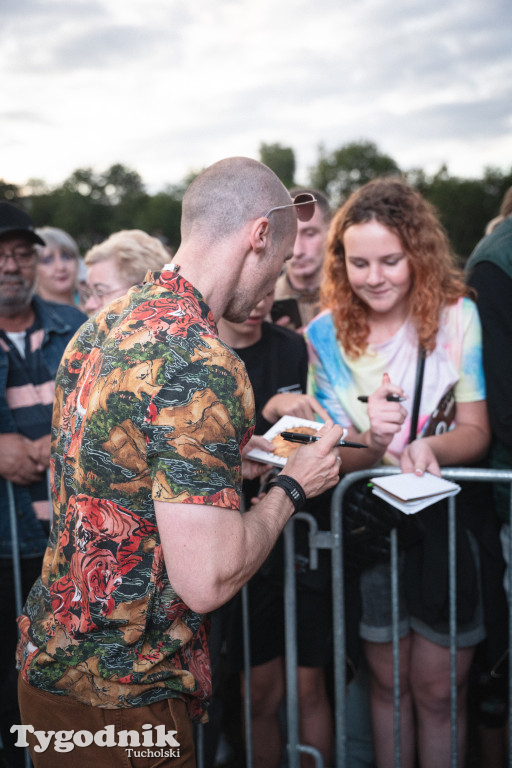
(2, 0, 511, 192)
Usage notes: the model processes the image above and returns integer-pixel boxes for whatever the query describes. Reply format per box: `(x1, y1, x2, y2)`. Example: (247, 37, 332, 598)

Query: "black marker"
(357, 394, 406, 403)
(281, 431, 367, 449)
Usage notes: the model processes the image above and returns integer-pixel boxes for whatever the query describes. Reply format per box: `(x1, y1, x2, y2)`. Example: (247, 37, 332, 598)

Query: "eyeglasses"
(0, 246, 37, 269)
(80, 285, 126, 303)
(263, 192, 317, 222)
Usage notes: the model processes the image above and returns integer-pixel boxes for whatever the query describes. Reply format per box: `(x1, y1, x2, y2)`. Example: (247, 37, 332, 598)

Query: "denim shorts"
(359, 532, 486, 648)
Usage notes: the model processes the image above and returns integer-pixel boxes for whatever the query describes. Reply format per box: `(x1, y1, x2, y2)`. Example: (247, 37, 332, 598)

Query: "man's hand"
(262, 392, 330, 424)
(241, 435, 274, 480)
(366, 373, 407, 451)
(32, 434, 51, 469)
(400, 439, 441, 477)
(0, 433, 46, 485)
(281, 421, 344, 498)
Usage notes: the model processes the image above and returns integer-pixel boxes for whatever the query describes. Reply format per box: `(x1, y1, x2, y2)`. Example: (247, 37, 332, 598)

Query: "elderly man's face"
(0, 234, 37, 315)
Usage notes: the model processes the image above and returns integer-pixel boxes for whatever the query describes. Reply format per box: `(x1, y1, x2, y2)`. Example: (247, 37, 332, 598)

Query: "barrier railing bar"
(391, 527, 401, 768)
(448, 493, 457, 768)
(284, 511, 326, 768)
(7, 480, 34, 768)
(509, 486, 512, 768)
(241, 582, 254, 768)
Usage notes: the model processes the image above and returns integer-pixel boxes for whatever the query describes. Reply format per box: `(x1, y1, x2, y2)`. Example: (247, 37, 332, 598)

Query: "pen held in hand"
(281, 431, 367, 449)
(357, 394, 406, 403)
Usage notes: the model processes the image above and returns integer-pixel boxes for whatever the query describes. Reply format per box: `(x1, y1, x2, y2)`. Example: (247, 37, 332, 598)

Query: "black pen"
(281, 431, 367, 449)
(357, 394, 406, 403)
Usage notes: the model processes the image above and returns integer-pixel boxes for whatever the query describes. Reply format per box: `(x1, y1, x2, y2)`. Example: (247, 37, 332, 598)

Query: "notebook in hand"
(244, 415, 322, 467)
(370, 472, 461, 515)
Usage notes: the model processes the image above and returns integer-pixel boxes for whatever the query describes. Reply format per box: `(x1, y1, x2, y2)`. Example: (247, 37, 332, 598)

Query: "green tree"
(416, 165, 512, 261)
(259, 143, 296, 188)
(133, 191, 182, 253)
(309, 140, 401, 205)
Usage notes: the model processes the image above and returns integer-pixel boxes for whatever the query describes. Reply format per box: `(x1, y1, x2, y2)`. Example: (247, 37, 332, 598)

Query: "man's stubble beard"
(0, 279, 35, 318)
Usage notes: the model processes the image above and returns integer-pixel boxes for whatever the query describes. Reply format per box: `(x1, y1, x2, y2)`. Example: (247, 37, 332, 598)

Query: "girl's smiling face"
(344, 220, 412, 323)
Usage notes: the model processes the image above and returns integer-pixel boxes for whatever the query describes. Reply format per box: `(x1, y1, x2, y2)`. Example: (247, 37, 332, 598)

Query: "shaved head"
(181, 156, 296, 244)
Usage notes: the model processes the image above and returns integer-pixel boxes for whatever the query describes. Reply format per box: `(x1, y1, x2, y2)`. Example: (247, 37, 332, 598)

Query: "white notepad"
(370, 472, 461, 514)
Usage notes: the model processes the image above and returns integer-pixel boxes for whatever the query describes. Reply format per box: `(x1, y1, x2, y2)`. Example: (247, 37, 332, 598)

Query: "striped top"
(0, 316, 55, 521)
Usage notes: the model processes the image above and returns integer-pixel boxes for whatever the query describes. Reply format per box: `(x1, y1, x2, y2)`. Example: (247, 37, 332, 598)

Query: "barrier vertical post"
(390, 527, 401, 768)
(448, 494, 458, 768)
(7, 480, 31, 768)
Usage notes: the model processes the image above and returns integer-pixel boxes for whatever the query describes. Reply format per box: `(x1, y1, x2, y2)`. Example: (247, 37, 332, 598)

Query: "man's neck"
(0, 304, 35, 333)
(171, 238, 246, 322)
(217, 319, 263, 349)
(286, 268, 322, 293)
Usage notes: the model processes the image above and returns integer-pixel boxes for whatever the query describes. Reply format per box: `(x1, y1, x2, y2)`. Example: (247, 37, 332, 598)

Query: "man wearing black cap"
(0, 202, 86, 767)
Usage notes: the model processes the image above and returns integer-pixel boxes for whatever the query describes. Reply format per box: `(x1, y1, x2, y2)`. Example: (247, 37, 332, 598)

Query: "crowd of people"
(0, 161, 510, 768)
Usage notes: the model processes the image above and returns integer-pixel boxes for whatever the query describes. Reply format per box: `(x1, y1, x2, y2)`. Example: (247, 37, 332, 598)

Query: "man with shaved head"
(17, 157, 343, 767)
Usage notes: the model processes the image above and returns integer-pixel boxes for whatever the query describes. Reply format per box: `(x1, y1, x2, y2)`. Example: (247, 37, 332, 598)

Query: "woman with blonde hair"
(83, 229, 170, 314)
(35, 226, 81, 306)
(306, 178, 490, 767)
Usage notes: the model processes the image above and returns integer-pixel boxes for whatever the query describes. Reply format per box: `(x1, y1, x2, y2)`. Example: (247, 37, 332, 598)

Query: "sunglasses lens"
(294, 193, 316, 222)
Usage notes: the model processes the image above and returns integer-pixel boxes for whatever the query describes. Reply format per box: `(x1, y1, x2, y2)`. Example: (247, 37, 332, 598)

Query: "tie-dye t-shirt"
(17, 269, 255, 721)
(306, 297, 485, 464)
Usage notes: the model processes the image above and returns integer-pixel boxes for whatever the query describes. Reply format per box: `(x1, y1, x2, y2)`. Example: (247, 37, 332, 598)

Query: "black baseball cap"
(0, 202, 45, 245)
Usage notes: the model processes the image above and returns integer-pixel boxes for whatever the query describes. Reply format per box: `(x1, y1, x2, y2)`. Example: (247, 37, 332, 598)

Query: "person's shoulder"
(261, 320, 306, 349)
(441, 297, 481, 342)
(444, 295, 477, 319)
(33, 296, 87, 330)
(467, 217, 512, 270)
(304, 308, 334, 338)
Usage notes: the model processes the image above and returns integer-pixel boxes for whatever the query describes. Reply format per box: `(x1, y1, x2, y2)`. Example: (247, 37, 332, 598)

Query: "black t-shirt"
(235, 321, 308, 434)
(467, 261, 512, 449)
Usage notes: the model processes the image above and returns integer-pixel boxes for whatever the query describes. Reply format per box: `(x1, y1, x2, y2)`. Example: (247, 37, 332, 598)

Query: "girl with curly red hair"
(306, 177, 490, 767)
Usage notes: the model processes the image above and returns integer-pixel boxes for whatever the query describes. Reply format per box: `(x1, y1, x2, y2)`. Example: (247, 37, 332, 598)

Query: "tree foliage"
(259, 143, 296, 188)
(13, 164, 183, 253)
(1, 149, 511, 261)
(309, 140, 401, 205)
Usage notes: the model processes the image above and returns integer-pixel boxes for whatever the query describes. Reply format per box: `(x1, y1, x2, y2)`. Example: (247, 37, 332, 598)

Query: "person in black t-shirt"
(217, 289, 334, 768)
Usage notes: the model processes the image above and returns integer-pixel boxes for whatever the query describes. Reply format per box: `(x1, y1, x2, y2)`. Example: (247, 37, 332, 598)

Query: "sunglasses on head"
(263, 192, 317, 222)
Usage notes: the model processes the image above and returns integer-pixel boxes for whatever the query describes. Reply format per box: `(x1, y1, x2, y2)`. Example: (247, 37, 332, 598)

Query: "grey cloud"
(52, 24, 171, 70)
(396, 93, 512, 141)
(0, 0, 106, 29)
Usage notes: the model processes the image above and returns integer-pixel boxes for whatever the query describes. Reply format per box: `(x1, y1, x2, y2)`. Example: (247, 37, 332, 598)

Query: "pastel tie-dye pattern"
(306, 297, 485, 464)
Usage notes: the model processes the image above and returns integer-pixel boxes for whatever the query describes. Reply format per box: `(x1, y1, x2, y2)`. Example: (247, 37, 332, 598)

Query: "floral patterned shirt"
(17, 268, 255, 721)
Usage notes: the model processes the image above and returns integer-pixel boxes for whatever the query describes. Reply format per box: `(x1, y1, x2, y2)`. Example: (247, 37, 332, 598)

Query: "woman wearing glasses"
(306, 178, 491, 767)
(83, 229, 170, 314)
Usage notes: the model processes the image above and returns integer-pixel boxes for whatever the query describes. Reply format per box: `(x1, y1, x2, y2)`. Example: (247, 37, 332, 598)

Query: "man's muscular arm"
(155, 422, 343, 613)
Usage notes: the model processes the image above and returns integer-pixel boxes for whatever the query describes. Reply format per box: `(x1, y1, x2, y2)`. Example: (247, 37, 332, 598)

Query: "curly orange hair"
(322, 177, 472, 358)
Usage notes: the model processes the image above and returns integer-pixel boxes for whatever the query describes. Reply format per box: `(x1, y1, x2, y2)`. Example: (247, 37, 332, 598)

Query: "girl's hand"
(241, 435, 274, 480)
(366, 373, 407, 451)
(262, 392, 330, 424)
(400, 439, 441, 477)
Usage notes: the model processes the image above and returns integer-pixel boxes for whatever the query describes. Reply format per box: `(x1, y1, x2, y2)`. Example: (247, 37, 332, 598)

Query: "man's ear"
(248, 217, 270, 255)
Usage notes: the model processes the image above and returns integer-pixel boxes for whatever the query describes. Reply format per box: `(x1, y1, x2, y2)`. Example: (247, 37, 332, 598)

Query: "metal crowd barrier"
(284, 467, 512, 768)
(12, 467, 511, 768)
(196, 467, 512, 768)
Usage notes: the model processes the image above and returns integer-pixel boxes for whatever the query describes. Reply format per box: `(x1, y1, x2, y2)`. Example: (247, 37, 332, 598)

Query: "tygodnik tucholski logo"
(11, 723, 181, 758)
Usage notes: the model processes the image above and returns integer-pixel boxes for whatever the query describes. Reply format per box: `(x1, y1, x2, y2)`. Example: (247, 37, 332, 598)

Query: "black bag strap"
(408, 345, 426, 444)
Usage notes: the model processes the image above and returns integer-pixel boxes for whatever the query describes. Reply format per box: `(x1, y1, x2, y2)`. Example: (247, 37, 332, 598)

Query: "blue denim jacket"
(0, 296, 86, 559)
